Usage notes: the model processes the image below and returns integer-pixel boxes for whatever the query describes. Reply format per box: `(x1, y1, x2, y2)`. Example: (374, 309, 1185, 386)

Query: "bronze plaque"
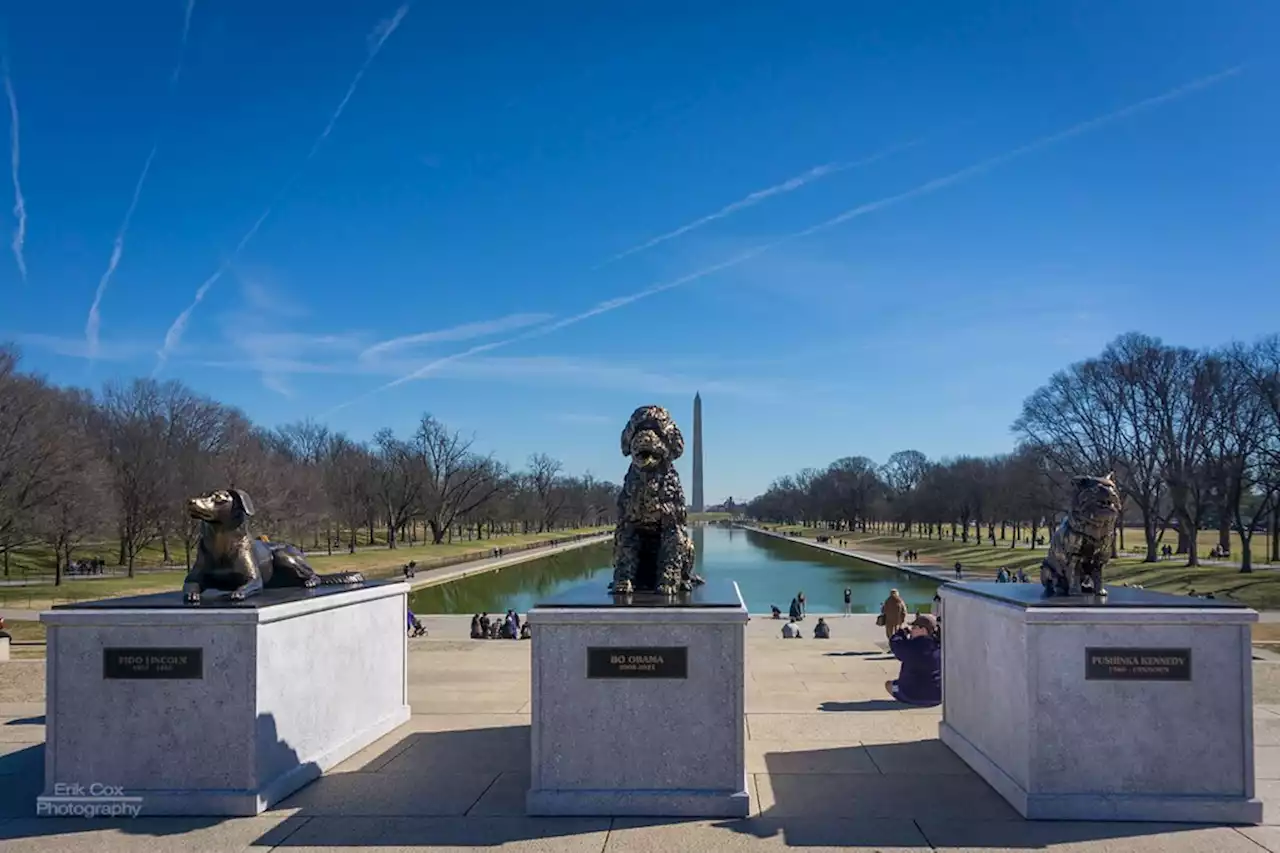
(1085, 647, 1191, 681)
(103, 648, 203, 680)
(587, 647, 688, 679)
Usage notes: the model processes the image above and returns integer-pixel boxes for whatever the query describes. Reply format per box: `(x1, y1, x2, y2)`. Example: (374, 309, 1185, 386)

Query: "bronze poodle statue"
(609, 406, 703, 596)
(1040, 473, 1122, 597)
(182, 489, 365, 604)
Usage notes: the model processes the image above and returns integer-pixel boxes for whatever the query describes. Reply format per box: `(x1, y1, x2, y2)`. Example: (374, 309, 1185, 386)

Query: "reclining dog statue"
(183, 489, 365, 604)
(1040, 473, 1122, 598)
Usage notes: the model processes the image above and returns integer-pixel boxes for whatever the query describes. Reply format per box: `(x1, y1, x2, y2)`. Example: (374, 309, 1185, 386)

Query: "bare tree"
(371, 428, 425, 549)
(0, 347, 77, 574)
(411, 415, 504, 545)
(528, 453, 566, 533)
(35, 389, 115, 583)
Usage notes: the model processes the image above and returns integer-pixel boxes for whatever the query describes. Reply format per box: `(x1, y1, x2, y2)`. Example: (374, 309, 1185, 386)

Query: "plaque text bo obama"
(587, 646, 688, 679)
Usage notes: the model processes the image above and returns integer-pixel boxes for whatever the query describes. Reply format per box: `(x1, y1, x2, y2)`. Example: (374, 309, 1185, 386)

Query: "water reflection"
(407, 525, 940, 614)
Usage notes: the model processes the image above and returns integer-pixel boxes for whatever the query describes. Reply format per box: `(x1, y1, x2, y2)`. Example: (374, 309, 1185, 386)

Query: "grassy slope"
(758, 525, 1280, 610)
(0, 527, 609, 610)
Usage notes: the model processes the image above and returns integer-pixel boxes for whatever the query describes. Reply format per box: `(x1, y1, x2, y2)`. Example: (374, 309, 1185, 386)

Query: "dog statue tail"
(318, 571, 365, 585)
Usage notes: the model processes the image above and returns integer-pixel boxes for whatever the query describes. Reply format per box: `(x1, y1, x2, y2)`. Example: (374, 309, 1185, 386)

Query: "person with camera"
(884, 613, 941, 706)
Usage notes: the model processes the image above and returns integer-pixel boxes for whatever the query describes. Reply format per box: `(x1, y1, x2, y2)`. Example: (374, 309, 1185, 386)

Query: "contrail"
(324, 246, 778, 414)
(3, 62, 26, 283)
(154, 3, 412, 374)
(786, 65, 1245, 242)
(336, 65, 1242, 408)
(153, 206, 273, 376)
(92, 1, 196, 361)
(171, 0, 197, 87)
(86, 145, 158, 361)
(596, 139, 922, 268)
(308, 2, 410, 160)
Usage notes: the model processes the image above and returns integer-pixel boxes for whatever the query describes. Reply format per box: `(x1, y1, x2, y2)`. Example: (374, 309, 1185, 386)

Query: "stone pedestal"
(939, 582, 1261, 824)
(526, 578, 749, 817)
(38, 582, 410, 817)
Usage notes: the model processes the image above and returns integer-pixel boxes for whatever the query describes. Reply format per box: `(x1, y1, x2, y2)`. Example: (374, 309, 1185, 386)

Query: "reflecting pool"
(408, 525, 940, 615)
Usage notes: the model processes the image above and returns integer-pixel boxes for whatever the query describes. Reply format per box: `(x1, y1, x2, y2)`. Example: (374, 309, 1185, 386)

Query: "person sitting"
(770, 605, 782, 619)
(520, 623, 532, 639)
(470, 614, 483, 639)
(781, 619, 799, 639)
(885, 614, 941, 706)
(813, 617, 831, 639)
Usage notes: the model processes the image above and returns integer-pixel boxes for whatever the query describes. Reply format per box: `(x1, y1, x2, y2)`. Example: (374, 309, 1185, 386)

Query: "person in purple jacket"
(885, 613, 941, 706)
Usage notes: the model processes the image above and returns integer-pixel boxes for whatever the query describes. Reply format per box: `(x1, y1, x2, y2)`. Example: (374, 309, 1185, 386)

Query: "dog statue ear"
(620, 412, 639, 457)
(665, 420, 685, 461)
(229, 489, 255, 517)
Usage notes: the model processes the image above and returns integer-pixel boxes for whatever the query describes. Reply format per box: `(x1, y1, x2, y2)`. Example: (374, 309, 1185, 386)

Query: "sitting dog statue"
(1040, 473, 1122, 597)
(609, 405, 703, 596)
(183, 489, 365, 604)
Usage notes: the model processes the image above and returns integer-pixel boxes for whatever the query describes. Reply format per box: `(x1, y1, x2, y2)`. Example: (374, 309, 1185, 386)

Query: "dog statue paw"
(610, 579, 634, 595)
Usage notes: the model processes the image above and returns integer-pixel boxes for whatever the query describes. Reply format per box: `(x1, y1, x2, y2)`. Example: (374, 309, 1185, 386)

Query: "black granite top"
(536, 577, 743, 608)
(51, 581, 391, 610)
(952, 581, 1249, 609)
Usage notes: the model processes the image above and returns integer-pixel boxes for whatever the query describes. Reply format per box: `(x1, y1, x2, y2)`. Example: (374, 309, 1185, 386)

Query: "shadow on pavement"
(0, 713, 315, 845)
(710, 741, 1248, 848)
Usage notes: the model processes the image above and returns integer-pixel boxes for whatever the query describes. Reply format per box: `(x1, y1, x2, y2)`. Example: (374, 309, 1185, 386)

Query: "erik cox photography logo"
(37, 783, 143, 818)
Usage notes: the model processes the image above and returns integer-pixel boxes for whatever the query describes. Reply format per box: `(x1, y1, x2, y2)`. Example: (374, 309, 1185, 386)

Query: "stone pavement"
(4, 614, 1280, 850)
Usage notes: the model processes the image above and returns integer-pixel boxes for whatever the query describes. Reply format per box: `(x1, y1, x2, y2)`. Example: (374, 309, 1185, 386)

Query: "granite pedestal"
(526, 578, 749, 817)
(939, 582, 1261, 824)
(37, 582, 411, 817)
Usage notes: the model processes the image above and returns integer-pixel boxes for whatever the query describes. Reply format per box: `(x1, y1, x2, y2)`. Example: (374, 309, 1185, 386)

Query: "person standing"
(880, 589, 908, 639)
(843, 587, 853, 617)
(954, 561, 963, 580)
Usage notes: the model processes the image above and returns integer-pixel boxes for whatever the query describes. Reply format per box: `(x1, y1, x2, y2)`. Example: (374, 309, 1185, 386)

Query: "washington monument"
(692, 392, 704, 512)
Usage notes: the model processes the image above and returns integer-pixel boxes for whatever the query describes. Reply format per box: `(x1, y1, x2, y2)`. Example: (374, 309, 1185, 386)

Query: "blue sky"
(2, 1, 1276, 502)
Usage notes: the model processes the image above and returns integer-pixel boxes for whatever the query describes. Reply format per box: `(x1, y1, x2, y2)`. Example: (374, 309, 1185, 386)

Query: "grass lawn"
(0, 527, 610, 611)
(3, 619, 46, 644)
(756, 525, 1280, 610)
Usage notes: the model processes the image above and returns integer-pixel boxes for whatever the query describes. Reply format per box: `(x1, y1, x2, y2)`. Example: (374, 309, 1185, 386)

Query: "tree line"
(746, 333, 1280, 572)
(0, 344, 620, 583)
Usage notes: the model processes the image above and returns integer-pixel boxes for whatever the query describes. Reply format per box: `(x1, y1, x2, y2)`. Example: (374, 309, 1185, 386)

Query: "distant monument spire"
(692, 392, 704, 513)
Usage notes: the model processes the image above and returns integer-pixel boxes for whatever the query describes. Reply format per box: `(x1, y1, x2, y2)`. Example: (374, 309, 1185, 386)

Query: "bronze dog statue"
(182, 489, 365, 604)
(609, 405, 703, 596)
(1040, 473, 1121, 597)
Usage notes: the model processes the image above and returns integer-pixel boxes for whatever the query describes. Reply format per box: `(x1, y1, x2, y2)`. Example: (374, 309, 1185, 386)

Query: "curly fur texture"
(1040, 473, 1122, 597)
(610, 405, 702, 595)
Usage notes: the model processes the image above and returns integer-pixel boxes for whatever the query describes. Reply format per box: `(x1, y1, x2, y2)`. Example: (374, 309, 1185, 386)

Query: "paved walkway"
(4, 614, 1280, 850)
